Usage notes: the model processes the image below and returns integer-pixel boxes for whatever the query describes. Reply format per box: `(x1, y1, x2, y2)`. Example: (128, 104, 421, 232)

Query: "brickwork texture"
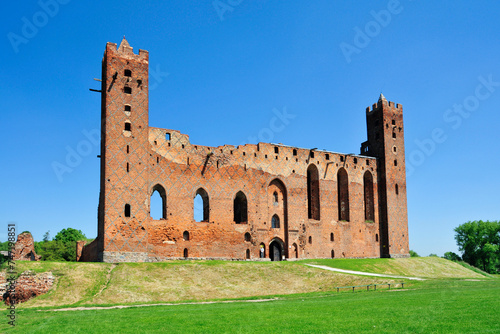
(78, 39, 409, 262)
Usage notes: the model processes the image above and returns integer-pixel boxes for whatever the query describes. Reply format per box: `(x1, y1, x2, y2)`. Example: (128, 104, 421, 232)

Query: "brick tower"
(361, 94, 409, 258)
(97, 38, 151, 262)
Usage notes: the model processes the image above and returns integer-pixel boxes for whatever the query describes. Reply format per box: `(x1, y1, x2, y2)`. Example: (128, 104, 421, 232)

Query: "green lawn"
(2, 279, 499, 333)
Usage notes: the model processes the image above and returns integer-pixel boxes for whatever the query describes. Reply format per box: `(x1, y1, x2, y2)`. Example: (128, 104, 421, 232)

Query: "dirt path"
(47, 298, 278, 312)
(305, 264, 426, 280)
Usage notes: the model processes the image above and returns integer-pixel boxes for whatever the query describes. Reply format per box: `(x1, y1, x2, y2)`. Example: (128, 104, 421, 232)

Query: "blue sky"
(1, 0, 499, 257)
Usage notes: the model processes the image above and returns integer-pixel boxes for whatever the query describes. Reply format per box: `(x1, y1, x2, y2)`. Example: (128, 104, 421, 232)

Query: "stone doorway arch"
(269, 238, 284, 261)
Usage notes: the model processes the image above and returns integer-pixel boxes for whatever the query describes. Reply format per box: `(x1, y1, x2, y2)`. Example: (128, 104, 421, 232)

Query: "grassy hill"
(7, 257, 485, 309)
(305, 256, 487, 278)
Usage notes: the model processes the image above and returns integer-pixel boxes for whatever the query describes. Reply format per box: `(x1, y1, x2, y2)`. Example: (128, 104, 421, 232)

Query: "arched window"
(330, 233, 334, 242)
(337, 168, 350, 221)
(234, 191, 248, 224)
(273, 191, 278, 204)
(124, 204, 131, 217)
(194, 188, 209, 222)
(271, 214, 280, 228)
(244, 232, 251, 242)
(246, 249, 250, 259)
(150, 184, 167, 220)
(363, 171, 375, 221)
(183, 231, 190, 241)
(307, 164, 320, 220)
(331, 250, 335, 258)
(183, 248, 188, 258)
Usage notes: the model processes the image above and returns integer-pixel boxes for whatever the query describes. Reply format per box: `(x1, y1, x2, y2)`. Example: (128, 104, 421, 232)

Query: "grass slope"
(7, 257, 484, 309)
(2, 279, 499, 333)
(13, 261, 400, 308)
(305, 257, 485, 278)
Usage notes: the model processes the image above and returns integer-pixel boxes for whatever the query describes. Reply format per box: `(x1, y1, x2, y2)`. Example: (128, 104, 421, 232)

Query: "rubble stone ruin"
(78, 38, 409, 262)
(11, 232, 41, 261)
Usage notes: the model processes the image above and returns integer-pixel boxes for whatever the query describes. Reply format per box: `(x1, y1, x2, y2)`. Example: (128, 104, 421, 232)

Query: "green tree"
(35, 228, 88, 261)
(54, 228, 86, 243)
(409, 250, 419, 257)
(443, 251, 461, 262)
(454, 220, 500, 273)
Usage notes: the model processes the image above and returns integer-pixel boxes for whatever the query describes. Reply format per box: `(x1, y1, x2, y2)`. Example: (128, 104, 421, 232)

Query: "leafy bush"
(409, 250, 420, 257)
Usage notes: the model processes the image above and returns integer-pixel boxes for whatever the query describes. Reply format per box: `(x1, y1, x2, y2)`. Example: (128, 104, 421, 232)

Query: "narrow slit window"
(395, 184, 399, 195)
(124, 204, 131, 217)
(126, 162, 129, 172)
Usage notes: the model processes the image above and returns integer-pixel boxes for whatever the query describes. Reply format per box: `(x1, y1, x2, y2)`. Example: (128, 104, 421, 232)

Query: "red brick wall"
(80, 41, 408, 262)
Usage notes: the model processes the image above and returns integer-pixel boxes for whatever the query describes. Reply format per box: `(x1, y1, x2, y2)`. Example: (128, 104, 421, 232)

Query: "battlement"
(105, 38, 149, 62)
(366, 99, 402, 114)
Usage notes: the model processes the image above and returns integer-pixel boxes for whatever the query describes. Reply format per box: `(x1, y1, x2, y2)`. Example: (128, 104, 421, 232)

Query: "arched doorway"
(269, 239, 284, 261)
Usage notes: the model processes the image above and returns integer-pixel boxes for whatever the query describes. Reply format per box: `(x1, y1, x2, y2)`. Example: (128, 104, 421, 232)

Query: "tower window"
(124, 105, 131, 112)
(330, 233, 334, 242)
(166, 133, 171, 140)
(125, 122, 131, 131)
(183, 231, 190, 241)
(244, 232, 251, 242)
(393, 146, 397, 153)
(392, 120, 396, 125)
(340, 156, 344, 162)
(124, 204, 131, 217)
(392, 132, 396, 139)
(308, 236, 312, 244)
(126, 145, 129, 154)
(271, 214, 280, 228)
(310, 151, 315, 158)
(394, 159, 398, 167)
(126, 162, 129, 172)
(293, 149, 297, 156)
(273, 191, 278, 204)
(124, 87, 132, 94)
(395, 184, 399, 195)
(325, 154, 330, 160)
(124, 69, 132, 77)
(353, 158, 358, 164)
(274, 147, 279, 154)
